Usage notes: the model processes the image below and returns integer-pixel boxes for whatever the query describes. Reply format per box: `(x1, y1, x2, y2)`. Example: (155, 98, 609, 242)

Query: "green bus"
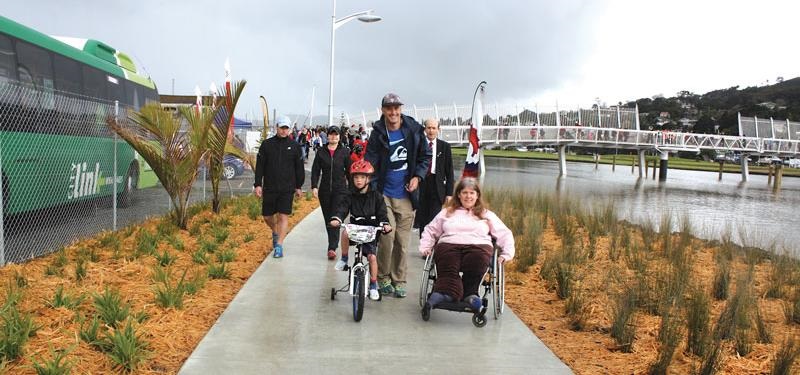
(0, 15, 158, 216)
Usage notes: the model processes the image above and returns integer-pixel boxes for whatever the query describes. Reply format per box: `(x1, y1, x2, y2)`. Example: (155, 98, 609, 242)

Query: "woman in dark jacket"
(311, 126, 353, 260)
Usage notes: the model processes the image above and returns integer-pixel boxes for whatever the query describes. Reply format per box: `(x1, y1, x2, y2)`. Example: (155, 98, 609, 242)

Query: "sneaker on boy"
(273, 244, 283, 258)
(369, 288, 380, 301)
(334, 257, 348, 271)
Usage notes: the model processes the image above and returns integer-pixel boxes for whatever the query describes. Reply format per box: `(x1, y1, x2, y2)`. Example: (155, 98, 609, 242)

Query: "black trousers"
(416, 175, 443, 235)
(319, 189, 344, 251)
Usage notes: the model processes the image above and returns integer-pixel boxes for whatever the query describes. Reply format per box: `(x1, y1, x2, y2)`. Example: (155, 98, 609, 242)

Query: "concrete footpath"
(179, 207, 572, 374)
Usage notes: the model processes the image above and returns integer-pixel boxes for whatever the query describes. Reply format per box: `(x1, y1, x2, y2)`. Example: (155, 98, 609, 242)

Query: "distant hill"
(625, 77, 800, 135)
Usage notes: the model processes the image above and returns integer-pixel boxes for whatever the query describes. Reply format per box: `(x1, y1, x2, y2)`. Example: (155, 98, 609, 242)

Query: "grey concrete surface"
(179, 207, 573, 374)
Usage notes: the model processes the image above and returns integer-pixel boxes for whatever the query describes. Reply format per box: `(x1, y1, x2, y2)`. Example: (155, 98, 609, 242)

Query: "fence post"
(616, 106, 622, 129)
(361, 110, 367, 127)
(414, 104, 418, 120)
(787, 119, 792, 140)
(433, 103, 439, 122)
(0, 130, 5, 266)
(577, 106, 582, 126)
(635, 104, 641, 131)
(535, 103, 541, 126)
(113, 101, 119, 231)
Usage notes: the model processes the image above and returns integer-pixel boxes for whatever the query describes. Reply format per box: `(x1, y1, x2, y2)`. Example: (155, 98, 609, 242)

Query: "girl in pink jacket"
(419, 177, 515, 313)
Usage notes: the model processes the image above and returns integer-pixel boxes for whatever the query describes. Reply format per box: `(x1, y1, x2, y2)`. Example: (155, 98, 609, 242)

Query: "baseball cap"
(381, 93, 403, 107)
(327, 126, 340, 134)
(276, 115, 291, 128)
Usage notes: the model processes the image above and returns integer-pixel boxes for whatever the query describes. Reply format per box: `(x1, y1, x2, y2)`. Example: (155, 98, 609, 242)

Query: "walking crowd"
(254, 92, 515, 314)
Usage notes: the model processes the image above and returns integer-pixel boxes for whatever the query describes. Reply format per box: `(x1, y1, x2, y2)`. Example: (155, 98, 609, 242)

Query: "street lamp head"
(357, 14, 382, 23)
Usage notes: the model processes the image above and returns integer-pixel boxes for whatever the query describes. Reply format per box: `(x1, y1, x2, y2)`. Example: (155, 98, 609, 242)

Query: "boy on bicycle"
(330, 160, 392, 301)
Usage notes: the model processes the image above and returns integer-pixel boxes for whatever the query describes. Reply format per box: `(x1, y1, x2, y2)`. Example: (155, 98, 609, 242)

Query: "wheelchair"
(330, 224, 384, 322)
(418, 245, 505, 327)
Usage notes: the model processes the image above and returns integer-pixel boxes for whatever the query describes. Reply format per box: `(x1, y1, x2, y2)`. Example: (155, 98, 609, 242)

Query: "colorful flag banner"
(462, 81, 487, 180)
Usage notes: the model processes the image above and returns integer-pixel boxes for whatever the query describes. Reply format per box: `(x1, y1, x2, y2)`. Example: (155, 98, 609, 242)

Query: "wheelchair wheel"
(353, 269, 365, 322)
(497, 260, 505, 316)
(472, 313, 487, 328)
(419, 253, 436, 308)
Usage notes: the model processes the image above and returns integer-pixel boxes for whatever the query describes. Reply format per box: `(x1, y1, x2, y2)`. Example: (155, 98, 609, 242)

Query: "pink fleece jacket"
(419, 207, 515, 262)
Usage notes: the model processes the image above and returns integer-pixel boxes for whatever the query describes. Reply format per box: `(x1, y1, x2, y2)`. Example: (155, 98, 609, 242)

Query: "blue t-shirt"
(384, 129, 408, 199)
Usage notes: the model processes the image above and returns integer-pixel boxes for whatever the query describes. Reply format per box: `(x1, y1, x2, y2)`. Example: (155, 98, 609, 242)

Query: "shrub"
(610, 286, 637, 353)
(153, 269, 187, 309)
(93, 287, 131, 329)
(243, 233, 255, 243)
(771, 336, 800, 375)
(154, 249, 176, 267)
(0, 306, 37, 362)
(192, 249, 210, 265)
(686, 287, 711, 357)
(211, 226, 229, 244)
(565, 286, 587, 331)
(135, 230, 158, 257)
(181, 269, 207, 296)
(166, 235, 185, 252)
(216, 249, 236, 263)
(649, 307, 683, 375)
(712, 257, 730, 301)
(74, 258, 87, 281)
(698, 339, 724, 375)
(48, 286, 85, 310)
(103, 320, 150, 372)
(79, 315, 104, 349)
(207, 262, 231, 279)
(30, 346, 74, 375)
(555, 263, 575, 300)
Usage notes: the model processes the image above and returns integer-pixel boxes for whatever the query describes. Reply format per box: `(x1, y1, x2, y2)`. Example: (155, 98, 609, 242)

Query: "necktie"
(428, 141, 434, 175)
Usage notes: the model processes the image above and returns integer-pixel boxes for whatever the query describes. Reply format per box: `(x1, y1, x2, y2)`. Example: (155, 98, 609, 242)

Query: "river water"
(458, 157, 800, 255)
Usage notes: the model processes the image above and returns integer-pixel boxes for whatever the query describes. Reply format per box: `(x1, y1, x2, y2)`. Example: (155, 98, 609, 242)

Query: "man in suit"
(415, 118, 454, 238)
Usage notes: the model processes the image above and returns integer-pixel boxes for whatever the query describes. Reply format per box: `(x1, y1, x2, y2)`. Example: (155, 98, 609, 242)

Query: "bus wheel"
(118, 164, 138, 207)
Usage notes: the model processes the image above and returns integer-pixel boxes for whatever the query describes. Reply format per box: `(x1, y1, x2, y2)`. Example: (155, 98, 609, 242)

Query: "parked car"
(754, 156, 782, 166)
(531, 146, 557, 153)
(787, 158, 800, 168)
(199, 155, 245, 180)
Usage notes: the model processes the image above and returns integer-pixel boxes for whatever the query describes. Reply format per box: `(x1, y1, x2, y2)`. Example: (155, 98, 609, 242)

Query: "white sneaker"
(369, 288, 380, 301)
(334, 259, 347, 271)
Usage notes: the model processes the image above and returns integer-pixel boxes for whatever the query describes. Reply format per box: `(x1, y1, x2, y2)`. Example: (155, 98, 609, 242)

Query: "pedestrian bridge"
(348, 104, 800, 178)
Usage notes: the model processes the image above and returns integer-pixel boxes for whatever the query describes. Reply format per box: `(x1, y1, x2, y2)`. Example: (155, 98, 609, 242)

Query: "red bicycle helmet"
(350, 159, 374, 175)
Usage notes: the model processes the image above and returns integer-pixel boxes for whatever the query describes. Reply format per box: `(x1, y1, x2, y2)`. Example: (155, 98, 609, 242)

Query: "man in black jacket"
(254, 115, 305, 258)
(310, 126, 352, 261)
(365, 93, 431, 298)
(414, 118, 454, 237)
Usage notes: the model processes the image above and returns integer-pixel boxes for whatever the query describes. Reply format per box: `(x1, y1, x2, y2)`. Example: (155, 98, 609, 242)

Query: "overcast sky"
(5, 1, 800, 121)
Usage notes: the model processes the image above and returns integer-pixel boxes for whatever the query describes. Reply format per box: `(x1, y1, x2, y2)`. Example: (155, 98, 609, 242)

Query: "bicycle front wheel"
(353, 268, 365, 322)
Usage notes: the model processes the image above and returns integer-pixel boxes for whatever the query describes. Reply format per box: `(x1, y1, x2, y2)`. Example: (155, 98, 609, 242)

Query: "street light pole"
(327, 0, 381, 128)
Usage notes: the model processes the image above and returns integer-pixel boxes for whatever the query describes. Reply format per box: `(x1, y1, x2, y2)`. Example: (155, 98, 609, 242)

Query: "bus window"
(124, 81, 141, 108)
(53, 54, 81, 96)
(0, 34, 15, 83)
(81, 65, 107, 99)
(16, 40, 55, 110)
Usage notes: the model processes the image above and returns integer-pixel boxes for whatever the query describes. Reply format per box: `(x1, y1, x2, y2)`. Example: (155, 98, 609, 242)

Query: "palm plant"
(107, 103, 215, 228)
(206, 80, 254, 213)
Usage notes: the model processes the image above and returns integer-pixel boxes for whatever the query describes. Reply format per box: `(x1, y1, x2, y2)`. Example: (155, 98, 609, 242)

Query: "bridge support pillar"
(637, 150, 646, 178)
(659, 151, 669, 181)
(558, 145, 567, 176)
(740, 155, 749, 182)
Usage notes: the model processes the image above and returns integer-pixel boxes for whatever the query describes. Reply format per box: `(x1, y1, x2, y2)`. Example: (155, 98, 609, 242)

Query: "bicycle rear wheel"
(353, 268, 365, 322)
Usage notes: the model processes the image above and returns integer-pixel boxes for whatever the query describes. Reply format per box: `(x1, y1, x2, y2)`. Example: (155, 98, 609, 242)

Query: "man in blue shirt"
(365, 93, 431, 297)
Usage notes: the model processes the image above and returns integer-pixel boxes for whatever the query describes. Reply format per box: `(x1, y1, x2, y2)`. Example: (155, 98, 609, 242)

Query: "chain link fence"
(0, 81, 255, 265)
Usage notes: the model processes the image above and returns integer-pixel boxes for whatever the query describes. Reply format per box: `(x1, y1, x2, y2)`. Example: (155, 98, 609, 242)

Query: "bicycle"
(330, 223, 386, 322)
